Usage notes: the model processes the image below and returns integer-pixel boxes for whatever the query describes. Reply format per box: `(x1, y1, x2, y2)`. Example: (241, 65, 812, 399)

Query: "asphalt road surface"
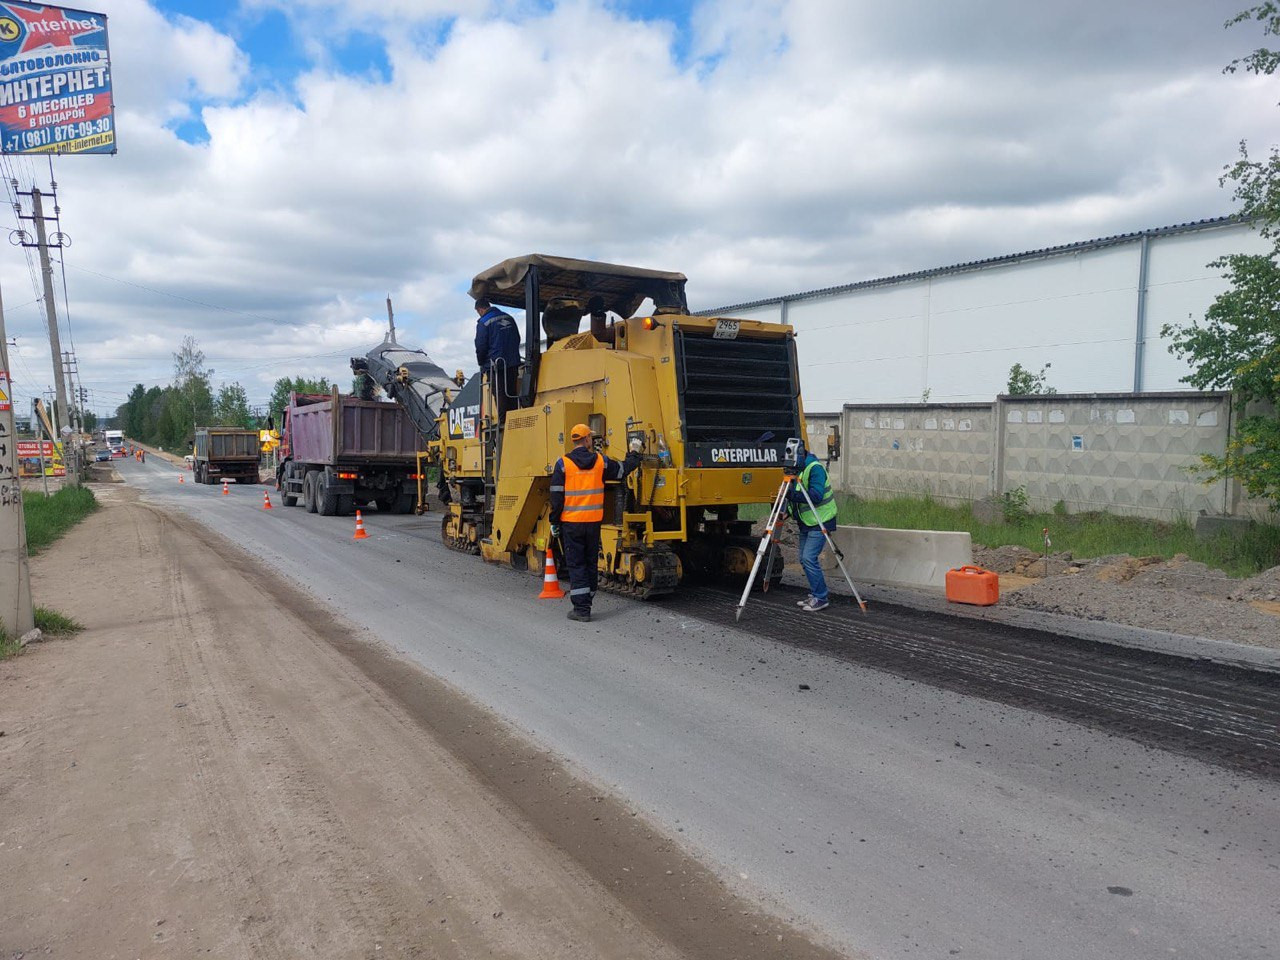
(117, 458, 1280, 960)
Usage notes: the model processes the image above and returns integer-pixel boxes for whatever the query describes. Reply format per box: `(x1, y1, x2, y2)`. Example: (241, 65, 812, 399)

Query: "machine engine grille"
(676, 329, 800, 447)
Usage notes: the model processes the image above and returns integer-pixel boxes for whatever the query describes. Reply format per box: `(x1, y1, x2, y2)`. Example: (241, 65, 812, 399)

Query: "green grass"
(0, 607, 84, 661)
(35, 607, 83, 635)
(23, 485, 98, 553)
(742, 493, 1280, 578)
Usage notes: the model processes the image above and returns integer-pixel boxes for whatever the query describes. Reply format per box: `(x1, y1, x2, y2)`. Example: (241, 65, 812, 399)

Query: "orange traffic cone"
(537, 550, 566, 600)
(178, 473, 185, 484)
(353, 510, 369, 540)
(262, 489, 273, 510)
(221, 478, 229, 496)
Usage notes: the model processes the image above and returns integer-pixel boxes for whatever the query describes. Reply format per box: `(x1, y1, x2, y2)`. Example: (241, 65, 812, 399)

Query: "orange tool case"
(945, 565, 1000, 606)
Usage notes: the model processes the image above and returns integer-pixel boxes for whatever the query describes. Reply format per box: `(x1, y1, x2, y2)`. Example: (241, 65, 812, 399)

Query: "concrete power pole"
(27, 188, 78, 486)
(62, 350, 81, 433)
(0, 278, 36, 639)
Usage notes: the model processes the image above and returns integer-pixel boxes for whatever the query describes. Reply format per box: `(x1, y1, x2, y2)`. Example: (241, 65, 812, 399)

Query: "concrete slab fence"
(807, 392, 1275, 523)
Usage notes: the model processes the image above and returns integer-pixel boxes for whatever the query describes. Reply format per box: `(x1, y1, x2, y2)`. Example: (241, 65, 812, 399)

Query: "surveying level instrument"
(735, 438, 868, 621)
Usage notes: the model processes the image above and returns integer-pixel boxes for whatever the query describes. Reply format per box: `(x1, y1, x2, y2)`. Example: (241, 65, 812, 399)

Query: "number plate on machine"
(713, 320, 740, 340)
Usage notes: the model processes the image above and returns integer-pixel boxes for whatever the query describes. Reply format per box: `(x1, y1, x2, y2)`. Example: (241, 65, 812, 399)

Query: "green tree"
(1006, 362, 1056, 395)
(170, 336, 214, 446)
(267, 375, 332, 425)
(82, 410, 97, 432)
(213, 382, 252, 427)
(121, 383, 146, 438)
(1162, 3, 1280, 507)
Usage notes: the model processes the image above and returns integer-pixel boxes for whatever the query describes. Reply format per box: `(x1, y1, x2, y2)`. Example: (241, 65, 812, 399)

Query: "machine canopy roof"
(469, 254, 688, 318)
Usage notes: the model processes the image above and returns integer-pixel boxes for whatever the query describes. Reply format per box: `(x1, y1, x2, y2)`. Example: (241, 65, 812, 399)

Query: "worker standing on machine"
(790, 441, 838, 612)
(550, 423, 643, 623)
(474, 298, 522, 420)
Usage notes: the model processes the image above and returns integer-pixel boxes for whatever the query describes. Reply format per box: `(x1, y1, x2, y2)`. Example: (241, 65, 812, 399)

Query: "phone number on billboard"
(5, 116, 113, 152)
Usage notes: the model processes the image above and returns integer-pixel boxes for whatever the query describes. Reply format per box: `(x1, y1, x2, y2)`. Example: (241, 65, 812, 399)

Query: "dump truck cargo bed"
(287, 394, 422, 465)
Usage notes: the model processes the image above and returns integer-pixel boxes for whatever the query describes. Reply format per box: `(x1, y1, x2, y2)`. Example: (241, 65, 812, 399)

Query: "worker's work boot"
(567, 608, 591, 623)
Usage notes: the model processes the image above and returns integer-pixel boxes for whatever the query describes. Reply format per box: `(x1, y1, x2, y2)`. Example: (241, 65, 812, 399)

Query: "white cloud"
(1, 0, 1273, 414)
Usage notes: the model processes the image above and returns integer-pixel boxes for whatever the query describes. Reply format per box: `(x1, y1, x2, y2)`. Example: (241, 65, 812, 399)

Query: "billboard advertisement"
(0, 1, 113, 155)
(16, 438, 64, 476)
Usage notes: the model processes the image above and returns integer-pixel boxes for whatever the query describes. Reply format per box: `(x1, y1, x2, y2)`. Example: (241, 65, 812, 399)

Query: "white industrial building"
(704, 217, 1267, 410)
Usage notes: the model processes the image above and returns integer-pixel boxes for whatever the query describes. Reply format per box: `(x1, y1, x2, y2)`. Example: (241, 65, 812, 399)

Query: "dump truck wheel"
(317, 472, 339, 516)
(280, 463, 299, 507)
(392, 493, 415, 514)
(304, 471, 320, 513)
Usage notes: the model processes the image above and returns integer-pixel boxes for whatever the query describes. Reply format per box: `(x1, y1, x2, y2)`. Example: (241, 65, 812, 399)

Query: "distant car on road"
(95, 449, 111, 462)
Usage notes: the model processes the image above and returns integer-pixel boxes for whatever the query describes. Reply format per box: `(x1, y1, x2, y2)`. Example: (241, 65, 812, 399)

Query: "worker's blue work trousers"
(797, 524, 830, 602)
(561, 522, 600, 612)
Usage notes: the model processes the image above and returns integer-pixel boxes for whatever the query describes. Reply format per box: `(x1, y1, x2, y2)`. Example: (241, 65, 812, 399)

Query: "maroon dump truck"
(278, 388, 422, 515)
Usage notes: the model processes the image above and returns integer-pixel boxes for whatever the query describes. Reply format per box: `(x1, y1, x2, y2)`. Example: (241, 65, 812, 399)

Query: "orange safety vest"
(561, 453, 605, 523)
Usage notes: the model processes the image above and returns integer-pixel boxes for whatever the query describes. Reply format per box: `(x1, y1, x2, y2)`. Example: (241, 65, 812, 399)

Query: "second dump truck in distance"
(193, 427, 261, 484)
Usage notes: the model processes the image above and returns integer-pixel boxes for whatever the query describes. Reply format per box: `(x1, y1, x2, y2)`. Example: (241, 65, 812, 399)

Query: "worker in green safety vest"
(788, 442, 839, 612)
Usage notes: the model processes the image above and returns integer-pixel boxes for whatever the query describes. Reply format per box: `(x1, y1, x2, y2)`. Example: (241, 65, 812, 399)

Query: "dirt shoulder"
(0, 489, 844, 960)
(974, 546, 1280, 650)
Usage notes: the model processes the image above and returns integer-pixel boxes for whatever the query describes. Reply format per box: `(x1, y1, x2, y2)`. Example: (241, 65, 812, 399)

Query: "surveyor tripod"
(735, 472, 868, 621)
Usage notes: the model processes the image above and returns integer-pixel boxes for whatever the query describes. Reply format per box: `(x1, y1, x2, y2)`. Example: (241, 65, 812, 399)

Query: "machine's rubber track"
(440, 516, 481, 555)
(599, 552, 680, 600)
(667, 583, 1280, 780)
(598, 574, 670, 601)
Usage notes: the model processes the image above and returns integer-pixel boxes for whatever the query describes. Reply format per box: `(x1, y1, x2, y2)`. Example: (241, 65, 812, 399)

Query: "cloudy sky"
(0, 0, 1274, 417)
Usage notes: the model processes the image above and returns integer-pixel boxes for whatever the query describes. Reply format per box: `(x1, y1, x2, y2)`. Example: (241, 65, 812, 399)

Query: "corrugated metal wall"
(717, 220, 1269, 411)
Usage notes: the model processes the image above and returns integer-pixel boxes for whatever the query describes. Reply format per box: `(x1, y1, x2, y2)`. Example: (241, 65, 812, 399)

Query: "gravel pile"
(1000, 577, 1280, 649)
(976, 551, 1280, 649)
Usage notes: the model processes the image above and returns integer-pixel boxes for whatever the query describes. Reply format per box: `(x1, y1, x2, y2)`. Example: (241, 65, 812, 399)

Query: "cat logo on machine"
(710, 447, 778, 464)
(447, 403, 479, 439)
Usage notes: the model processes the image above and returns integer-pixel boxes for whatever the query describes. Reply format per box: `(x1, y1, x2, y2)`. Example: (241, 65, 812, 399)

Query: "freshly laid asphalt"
(114, 457, 1280, 960)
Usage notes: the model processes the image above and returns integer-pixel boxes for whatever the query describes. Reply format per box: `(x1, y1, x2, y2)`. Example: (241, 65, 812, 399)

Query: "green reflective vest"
(795, 458, 838, 527)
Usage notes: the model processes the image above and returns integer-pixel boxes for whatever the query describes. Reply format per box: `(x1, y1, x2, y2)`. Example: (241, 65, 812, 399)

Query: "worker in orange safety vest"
(549, 423, 643, 622)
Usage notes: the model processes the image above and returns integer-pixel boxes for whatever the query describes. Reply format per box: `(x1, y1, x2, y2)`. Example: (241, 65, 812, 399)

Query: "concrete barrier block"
(824, 526, 972, 590)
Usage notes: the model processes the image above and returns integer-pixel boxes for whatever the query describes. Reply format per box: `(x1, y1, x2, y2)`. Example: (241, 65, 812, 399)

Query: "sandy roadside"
(0, 489, 846, 960)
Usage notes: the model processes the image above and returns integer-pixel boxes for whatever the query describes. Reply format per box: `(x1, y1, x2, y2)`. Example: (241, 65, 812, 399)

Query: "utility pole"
(20, 188, 78, 485)
(0, 277, 36, 639)
(62, 350, 81, 433)
(31, 399, 49, 497)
